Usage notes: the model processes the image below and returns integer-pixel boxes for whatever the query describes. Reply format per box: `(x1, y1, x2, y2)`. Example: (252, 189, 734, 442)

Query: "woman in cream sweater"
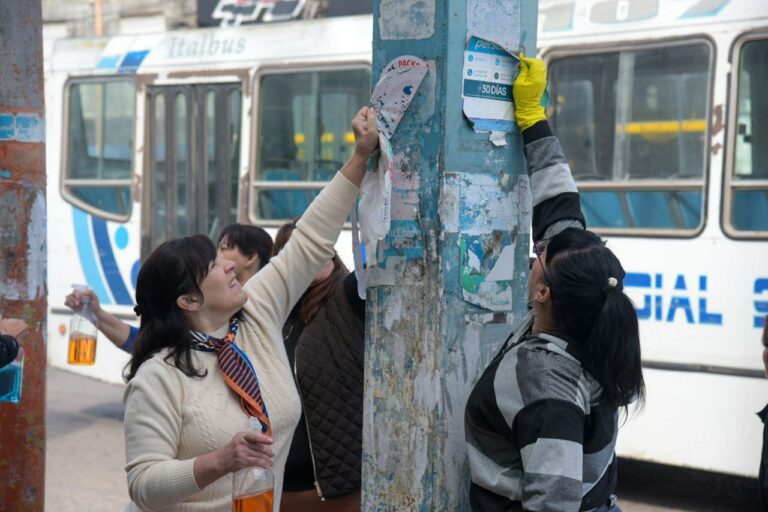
(122, 107, 379, 512)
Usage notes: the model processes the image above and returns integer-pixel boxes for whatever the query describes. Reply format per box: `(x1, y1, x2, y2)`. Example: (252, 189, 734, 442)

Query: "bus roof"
(539, 0, 768, 45)
(49, 14, 373, 75)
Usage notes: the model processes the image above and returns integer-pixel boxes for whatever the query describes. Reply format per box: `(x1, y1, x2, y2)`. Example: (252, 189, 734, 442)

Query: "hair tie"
(133, 305, 143, 317)
(607, 277, 618, 288)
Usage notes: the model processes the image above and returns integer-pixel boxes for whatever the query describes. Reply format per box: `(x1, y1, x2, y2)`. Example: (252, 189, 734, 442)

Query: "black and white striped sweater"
(464, 121, 618, 512)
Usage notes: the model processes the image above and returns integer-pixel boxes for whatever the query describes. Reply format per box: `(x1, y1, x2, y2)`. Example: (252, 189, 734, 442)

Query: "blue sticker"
(14, 114, 45, 142)
(0, 114, 15, 140)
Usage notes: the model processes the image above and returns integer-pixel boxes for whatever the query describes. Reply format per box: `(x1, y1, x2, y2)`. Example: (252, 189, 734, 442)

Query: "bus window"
(251, 67, 371, 222)
(63, 79, 135, 220)
(549, 42, 711, 234)
(727, 38, 768, 235)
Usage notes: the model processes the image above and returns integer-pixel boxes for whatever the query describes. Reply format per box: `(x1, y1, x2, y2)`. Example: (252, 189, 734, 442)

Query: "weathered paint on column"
(364, 1, 537, 509)
(0, 1, 47, 510)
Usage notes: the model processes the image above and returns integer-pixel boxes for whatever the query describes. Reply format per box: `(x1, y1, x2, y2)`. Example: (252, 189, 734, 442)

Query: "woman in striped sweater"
(464, 56, 645, 512)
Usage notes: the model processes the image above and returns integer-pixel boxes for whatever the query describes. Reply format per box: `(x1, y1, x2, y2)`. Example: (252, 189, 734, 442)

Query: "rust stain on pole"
(0, 1, 47, 510)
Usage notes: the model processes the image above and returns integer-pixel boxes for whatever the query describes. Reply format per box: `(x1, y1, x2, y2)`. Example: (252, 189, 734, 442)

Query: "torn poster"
(461, 36, 519, 145)
(459, 233, 514, 311)
(370, 55, 429, 139)
(356, 55, 428, 272)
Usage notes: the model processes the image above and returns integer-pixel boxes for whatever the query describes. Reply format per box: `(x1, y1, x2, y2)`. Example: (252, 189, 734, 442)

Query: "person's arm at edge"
(95, 309, 133, 350)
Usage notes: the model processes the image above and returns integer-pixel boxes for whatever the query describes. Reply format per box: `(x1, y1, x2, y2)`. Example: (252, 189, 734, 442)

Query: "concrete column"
(364, 0, 537, 509)
(0, 1, 47, 510)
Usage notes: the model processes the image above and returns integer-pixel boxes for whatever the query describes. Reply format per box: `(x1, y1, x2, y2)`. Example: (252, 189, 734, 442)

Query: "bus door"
(143, 83, 242, 259)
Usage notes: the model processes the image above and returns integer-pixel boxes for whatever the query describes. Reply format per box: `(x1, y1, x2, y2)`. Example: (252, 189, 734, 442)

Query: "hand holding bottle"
(67, 284, 100, 365)
(216, 430, 274, 474)
(64, 286, 103, 315)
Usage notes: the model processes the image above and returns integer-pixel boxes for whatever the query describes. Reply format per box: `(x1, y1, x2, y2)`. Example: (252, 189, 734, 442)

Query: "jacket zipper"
(293, 354, 325, 501)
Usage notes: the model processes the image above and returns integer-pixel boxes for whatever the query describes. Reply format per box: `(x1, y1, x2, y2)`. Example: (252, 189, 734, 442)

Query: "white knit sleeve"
(124, 359, 200, 510)
(240, 171, 359, 334)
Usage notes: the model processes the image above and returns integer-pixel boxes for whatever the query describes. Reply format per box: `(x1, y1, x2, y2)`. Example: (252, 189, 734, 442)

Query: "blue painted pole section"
(364, 0, 538, 509)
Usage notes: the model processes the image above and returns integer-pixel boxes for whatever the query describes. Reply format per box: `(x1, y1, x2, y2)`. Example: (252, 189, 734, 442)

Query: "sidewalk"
(46, 367, 129, 512)
(46, 366, 724, 512)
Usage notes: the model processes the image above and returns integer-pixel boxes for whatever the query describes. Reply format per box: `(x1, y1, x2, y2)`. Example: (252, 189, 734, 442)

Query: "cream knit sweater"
(123, 172, 360, 512)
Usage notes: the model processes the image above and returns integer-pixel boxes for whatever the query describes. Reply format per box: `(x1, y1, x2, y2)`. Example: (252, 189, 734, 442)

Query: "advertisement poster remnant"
(461, 36, 519, 144)
(463, 0, 523, 145)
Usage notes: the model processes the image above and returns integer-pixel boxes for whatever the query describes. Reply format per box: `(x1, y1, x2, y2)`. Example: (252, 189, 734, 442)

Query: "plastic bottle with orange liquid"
(67, 285, 99, 365)
(232, 417, 275, 512)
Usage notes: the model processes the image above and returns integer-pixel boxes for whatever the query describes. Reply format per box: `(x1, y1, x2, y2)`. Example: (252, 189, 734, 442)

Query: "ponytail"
(545, 228, 645, 410)
(584, 284, 644, 408)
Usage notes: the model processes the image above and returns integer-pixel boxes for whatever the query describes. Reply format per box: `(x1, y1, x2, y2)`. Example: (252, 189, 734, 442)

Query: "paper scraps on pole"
(467, 0, 521, 56)
(353, 56, 428, 295)
(461, 36, 519, 147)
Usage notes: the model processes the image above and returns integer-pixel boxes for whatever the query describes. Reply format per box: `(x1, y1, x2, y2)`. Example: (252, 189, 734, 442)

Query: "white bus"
(44, 0, 767, 478)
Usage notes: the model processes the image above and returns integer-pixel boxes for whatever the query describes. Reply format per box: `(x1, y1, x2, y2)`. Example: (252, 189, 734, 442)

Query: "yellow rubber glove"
(513, 53, 547, 132)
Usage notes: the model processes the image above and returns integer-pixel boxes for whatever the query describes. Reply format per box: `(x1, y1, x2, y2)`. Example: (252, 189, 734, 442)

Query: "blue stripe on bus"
(680, 0, 730, 19)
(91, 217, 133, 305)
(118, 50, 149, 74)
(96, 55, 121, 69)
(72, 208, 112, 305)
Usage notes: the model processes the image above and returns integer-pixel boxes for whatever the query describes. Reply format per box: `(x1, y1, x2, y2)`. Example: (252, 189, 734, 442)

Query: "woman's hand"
(215, 431, 274, 474)
(64, 288, 102, 314)
(193, 431, 274, 490)
(352, 106, 379, 158)
(340, 106, 380, 187)
(513, 53, 548, 132)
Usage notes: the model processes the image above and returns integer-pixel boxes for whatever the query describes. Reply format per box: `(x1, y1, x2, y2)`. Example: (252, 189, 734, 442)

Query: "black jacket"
(294, 272, 365, 499)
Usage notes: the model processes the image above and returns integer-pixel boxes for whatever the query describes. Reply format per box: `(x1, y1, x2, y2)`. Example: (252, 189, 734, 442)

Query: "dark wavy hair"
(217, 223, 273, 270)
(545, 228, 645, 409)
(125, 235, 216, 382)
(272, 220, 348, 325)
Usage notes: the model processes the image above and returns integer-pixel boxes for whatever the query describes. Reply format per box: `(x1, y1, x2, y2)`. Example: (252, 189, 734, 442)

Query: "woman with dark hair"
(271, 221, 365, 511)
(217, 223, 274, 284)
(122, 107, 378, 512)
(464, 56, 644, 512)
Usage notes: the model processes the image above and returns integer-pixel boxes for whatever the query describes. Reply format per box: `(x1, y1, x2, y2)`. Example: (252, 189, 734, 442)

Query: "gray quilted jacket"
(294, 272, 365, 499)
